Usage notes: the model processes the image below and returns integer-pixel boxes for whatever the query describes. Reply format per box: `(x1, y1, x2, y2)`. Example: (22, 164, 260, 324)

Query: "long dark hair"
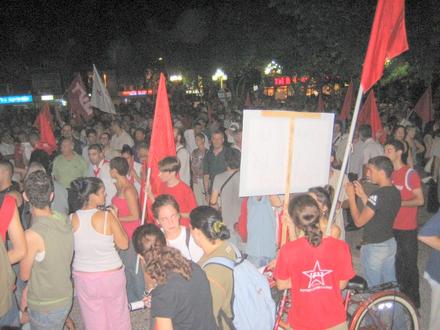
(190, 206, 230, 242)
(68, 177, 104, 213)
(288, 194, 322, 247)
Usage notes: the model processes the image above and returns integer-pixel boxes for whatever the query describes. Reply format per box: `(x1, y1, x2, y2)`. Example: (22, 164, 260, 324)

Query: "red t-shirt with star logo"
(274, 236, 355, 330)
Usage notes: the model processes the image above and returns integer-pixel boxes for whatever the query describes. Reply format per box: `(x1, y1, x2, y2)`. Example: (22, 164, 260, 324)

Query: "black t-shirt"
(363, 185, 401, 244)
(151, 262, 218, 330)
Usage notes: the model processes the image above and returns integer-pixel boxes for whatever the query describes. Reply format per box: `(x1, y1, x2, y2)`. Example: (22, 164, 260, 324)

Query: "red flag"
(147, 73, 176, 196)
(244, 92, 252, 108)
(316, 94, 325, 112)
(34, 104, 57, 155)
(67, 73, 94, 121)
(358, 91, 385, 143)
(413, 86, 432, 123)
(361, 0, 409, 93)
(339, 81, 354, 120)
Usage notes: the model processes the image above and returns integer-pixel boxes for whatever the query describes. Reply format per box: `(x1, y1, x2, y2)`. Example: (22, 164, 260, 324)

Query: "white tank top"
(73, 209, 122, 272)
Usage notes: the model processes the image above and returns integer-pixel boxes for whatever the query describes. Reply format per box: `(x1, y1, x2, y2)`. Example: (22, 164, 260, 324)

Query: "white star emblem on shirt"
(302, 261, 333, 289)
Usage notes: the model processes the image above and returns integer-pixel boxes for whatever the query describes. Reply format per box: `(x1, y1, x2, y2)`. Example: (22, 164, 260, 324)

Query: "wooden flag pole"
(326, 86, 364, 235)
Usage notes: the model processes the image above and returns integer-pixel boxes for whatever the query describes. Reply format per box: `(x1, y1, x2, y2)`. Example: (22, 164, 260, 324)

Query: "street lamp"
(212, 68, 227, 89)
(264, 60, 282, 75)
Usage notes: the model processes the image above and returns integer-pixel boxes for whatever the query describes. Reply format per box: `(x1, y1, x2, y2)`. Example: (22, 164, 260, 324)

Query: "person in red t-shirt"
(147, 156, 196, 227)
(384, 139, 424, 308)
(275, 194, 355, 330)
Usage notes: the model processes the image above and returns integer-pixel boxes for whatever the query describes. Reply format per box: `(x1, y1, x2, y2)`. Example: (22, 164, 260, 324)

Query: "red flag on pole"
(147, 73, 176, 196)
(360, 0, 409, 93)
(33, 104, 57, 155)
(358, 91, 385, 143)
(339, 81, 354, 120)
(413, 86, 433, 123)
(316, 94, 325, 112)
(67, 73, 94, 121)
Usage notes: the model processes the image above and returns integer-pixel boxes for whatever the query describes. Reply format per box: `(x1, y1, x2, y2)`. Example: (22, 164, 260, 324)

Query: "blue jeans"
(28, 305, 71, 330)
(0, 297, 20, 327)
(360, 237, 397, 287)
(119, 241, 145, 303)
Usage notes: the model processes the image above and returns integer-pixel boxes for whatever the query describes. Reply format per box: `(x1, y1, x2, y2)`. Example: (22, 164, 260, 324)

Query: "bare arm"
(119, 187, 140, 222)
(276, 278, 291, 290)
(418, 236, 440, 251)
(209, 191, 219, 209)
(7, 206, 27, 264)
(155, 317, 174, 330)
(401, 188, 424, 207)
(20, 230, 43, 281)
(108, 210, 129, 250)
(339, 280, 349, 290)
(269, 195, 283, 208)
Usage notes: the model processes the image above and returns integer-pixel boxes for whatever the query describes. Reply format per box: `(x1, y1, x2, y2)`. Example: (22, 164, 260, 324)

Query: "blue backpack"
(202, 245, 275, 330)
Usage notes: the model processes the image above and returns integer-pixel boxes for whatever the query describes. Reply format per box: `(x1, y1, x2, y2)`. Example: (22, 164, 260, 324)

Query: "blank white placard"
(239, 110, 334, 197)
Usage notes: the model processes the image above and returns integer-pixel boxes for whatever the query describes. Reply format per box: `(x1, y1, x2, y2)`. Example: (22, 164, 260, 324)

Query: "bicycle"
(267, 271, 420, 330)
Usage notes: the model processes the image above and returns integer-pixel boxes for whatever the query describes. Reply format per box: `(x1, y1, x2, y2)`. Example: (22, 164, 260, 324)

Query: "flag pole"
(326, 85, 364, 235)
(135, 167, 152, 274)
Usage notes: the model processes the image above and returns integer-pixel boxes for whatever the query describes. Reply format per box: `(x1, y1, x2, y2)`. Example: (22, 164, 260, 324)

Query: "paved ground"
(69, 202, 436, 330)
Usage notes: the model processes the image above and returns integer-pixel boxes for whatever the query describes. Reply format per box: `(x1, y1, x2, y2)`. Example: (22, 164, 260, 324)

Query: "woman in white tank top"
(68, 177, 131, 330)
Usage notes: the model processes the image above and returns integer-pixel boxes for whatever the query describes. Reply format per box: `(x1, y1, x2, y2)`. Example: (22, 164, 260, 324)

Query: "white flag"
(90, 64, 116, 114)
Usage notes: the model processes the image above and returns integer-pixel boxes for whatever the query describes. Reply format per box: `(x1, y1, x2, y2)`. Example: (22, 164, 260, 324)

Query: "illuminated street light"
(212, 68, 227, 89)
(169, 74, 183, 82)
(264, 60, 282, 75)
(41, 94, 54, 101)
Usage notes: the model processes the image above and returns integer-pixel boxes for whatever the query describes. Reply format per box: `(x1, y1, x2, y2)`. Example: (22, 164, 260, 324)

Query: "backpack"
(202, 244, 275, 330)
(0, 191, 16, 317)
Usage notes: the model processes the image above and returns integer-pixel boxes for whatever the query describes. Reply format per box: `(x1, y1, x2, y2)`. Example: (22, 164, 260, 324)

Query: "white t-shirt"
(110, 130, 134, 152)
(177, 145, 191, 186)
(167, 227, 204, 262)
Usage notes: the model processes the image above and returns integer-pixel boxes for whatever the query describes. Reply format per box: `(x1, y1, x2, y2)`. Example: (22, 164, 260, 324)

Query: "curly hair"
(140, 241, 192, 285)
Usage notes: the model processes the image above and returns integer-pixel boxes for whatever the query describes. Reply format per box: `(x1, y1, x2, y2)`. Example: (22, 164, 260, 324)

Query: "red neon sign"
(120, 89, 153, 96)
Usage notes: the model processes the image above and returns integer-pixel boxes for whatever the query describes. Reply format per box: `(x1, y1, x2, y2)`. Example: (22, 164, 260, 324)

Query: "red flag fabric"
(339, 81, 354, 120)
(147, 73, 176, 196)
(316, 94, 325, 112)
(360, 0, 409, 93)
(34, 104, 57, 155)
(413, 86, 432, 123)
(67, 73, 94, 121)
(358, 91, 385, 143)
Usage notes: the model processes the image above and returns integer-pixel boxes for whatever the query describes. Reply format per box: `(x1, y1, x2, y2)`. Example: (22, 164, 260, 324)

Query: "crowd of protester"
(0, 95, 439, 330)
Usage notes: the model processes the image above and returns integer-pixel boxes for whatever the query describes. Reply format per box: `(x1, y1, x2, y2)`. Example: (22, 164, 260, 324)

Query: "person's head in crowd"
(423, 121, 439, 136)
(233, 128, 243, 149)
(392, 125, 406, 141)
(110, 156, 129, 179)
(99, 132, 111, 147)
(195, 133, 206, 150)
(29, 149, 50, 173)
(111, 120, 123, 136)
(121, 144, 135, 167)
(135, 142, 149, 163)
(24, 162, 46, 181)
(17, 131, 28, 143)
(152, 194, 182, 238)
(405, 125, 417, 140)
(225, 148, 241, 170)
(193, 121, 203, 135)
(211, 130, 225, 150)
(29, 131, 40, 148)
(23, 170, 54, 210)
(288, 194, 322, 247)
(61, 124, 73, 139)
(384, 139, 405, 164)
(367, 156, 394, 185)
(308, 186, 333, 219)
(86, 128, 98, 145)
(68, 177, 105, 213)
(358, 124, 372, 142)
(190, 206, 230, 248)
(88, 144, 105, 166)
(333, 120, 344, 136)
(60, 138, 75, 157)
(134, 128, 146, 143)
(174, 128, 185, 147)
(132, 224, 167, 256)
(158, 156, 180, 184)
(0, 160, 13, 186)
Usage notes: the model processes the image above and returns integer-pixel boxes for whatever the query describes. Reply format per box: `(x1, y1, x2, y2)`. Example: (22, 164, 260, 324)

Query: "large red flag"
(339, 81, 354, 120)
(316, 94, 325, 112)
(413, 86, 432, 123)
(361, 0, 409, 93)
(147, 73, 176, 196)
(33, 104, 57, 155)
(358, 91, 385, 143)
(67, 73, 94, 122)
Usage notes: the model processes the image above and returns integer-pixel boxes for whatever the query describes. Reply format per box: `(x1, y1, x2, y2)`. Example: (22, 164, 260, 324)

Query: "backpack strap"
(405, 168, 415, 191)
(202, 256, 235, 270)
(219, 171, 238, 196)
(185, 227, 192, 260)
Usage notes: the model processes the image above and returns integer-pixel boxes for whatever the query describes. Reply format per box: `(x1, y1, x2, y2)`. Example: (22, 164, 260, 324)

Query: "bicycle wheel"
(349, 290, 419, 330)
